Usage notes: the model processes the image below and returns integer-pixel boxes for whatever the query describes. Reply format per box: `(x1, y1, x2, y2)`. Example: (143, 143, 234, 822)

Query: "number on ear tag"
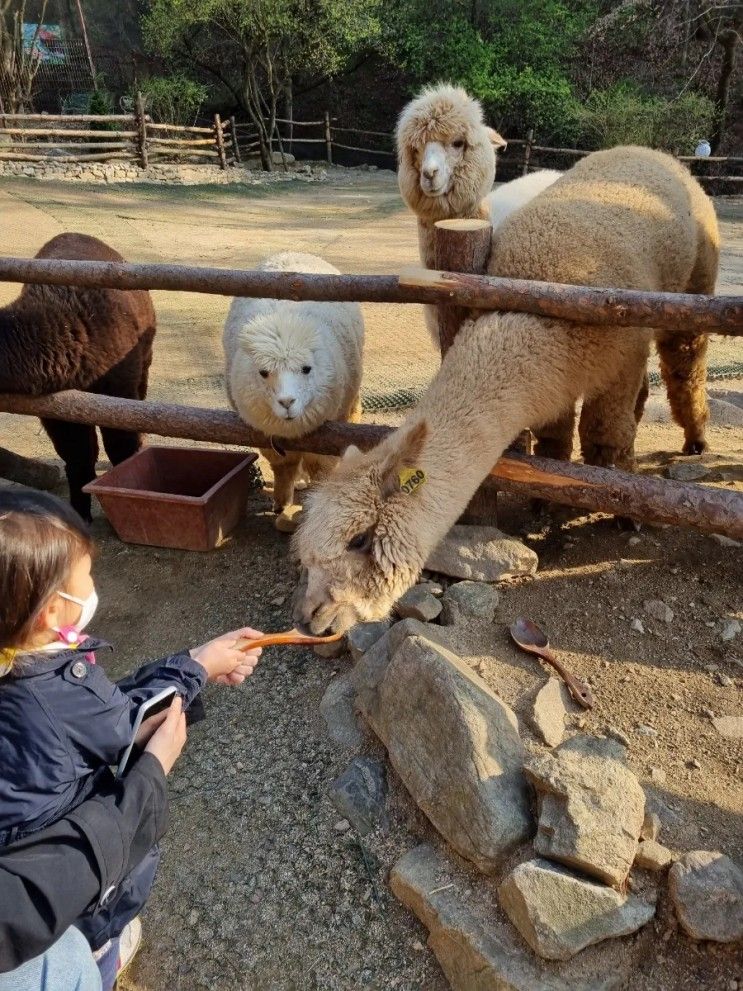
(399, 467, 426, 495)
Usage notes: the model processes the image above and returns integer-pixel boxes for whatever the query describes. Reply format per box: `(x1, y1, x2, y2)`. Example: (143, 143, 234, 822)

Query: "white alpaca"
(223, 251, 364, 528)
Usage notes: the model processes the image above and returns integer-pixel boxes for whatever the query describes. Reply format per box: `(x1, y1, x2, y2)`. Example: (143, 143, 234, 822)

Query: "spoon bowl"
(510, 617, 549, 651)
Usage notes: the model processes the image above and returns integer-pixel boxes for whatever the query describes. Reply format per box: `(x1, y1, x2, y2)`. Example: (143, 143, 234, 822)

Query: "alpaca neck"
(394, 313, 571, 563)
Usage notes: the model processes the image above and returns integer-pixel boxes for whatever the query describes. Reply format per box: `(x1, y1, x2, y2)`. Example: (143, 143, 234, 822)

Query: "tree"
(0, 0, 49, 114)
(142, 0, 381, 169)
(379, 0, 594, 138)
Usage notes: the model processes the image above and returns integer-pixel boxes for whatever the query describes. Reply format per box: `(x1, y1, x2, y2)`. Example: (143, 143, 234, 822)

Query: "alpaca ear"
(379, 420, 429, 499)
(486, 127, 507, 150)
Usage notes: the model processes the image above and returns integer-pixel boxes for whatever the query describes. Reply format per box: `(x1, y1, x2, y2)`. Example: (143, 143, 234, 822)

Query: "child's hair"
(0, 489, 94, 653)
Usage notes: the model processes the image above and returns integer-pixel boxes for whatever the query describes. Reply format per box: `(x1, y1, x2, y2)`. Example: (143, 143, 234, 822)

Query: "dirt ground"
(0, 172, 741, 991)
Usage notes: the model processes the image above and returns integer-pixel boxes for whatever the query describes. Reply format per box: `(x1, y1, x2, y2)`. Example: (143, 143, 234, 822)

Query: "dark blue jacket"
(0, 639, 207, 948)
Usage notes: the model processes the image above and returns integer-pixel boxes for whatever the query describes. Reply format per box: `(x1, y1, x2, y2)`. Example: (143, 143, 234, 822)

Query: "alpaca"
(223, 251, 364, 529)
(294, 147, 719, 633)
(397, 83, 718, 455)
(0, 233, 156, 521)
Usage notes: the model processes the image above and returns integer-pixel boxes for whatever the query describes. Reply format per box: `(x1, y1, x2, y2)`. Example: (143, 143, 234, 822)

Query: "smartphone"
(117, 686, 179, 778)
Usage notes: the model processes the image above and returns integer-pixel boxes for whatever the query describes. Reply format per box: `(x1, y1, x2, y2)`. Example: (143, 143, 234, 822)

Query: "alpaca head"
(229, 309, 336, 438)
(396, 83, 506, 223)
(293, 420, 429, 633)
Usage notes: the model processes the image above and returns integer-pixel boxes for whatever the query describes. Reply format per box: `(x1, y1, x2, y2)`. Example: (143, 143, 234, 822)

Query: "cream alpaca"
(223, 251, 364, 521)
(397, 84, 718, 455)
(295, 147, 718, 633)
(395, 83, 560, 270)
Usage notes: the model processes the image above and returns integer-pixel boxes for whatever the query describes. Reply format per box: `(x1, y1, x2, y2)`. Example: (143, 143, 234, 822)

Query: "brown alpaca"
(294, 147, 720, 634)
(0, 233, 156, 520)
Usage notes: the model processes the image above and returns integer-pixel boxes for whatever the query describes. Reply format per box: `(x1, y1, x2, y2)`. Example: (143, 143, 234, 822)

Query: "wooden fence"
(233, 113, 743, 188)
(0, 223, 742, 540)
(2, 99, 741, 186)
(0, 96, 232, 169)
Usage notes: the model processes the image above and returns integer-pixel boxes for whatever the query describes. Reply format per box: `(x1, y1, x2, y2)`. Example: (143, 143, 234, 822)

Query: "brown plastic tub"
(83, 446, 258, 551)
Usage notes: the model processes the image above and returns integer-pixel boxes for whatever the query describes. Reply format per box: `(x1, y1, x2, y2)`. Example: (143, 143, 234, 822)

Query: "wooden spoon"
(509, 617, 595, 710)
(234, 628, 343, 651)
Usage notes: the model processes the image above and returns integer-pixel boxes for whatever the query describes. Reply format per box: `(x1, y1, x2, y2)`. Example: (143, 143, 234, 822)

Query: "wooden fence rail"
(0, 97, 232, 170)
(0, 256, 740, 334)
(2, 102, 741, 182)
(0, 222, 741, 539)
(229, 112, 743, 185)
(1, 389, 741, 540)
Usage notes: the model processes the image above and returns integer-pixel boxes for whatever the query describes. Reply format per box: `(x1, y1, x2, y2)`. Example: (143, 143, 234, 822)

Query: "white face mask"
(58, 588, 99, 631)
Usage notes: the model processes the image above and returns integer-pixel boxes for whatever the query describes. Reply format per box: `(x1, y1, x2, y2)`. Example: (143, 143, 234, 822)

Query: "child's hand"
(190, 626, 263, 684)
(145, 696, 187, 775)
(134, 707, 170, 747)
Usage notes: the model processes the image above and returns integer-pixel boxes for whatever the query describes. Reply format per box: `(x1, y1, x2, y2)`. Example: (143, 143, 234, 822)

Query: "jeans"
(0, 927, 101, 991)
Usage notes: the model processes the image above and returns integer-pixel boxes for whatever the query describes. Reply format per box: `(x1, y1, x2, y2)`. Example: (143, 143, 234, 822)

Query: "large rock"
(531, 678, 572, 747)
(426, 525, 538, 582)
(391, 845, 629, 991)
(358, 634, 531, 873)
(441, 580, 500, 625)
(347, 620, 391, 662)
(499, 859, 655, 961)
(395, 585, 442, 622)
(525, 736, 645, 888)
(669, 851, 743, 942)
(351, 618, 453, 720)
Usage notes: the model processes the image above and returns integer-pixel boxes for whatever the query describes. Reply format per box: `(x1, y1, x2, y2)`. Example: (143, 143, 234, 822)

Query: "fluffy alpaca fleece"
(294, 146, 718, 633)
(0, 233, 156, 520)
(491, 145, 719, 459)
(223, 251, 364, 518)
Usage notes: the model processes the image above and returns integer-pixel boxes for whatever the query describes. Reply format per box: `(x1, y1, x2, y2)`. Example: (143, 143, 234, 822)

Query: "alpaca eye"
(347, 531, 372, 553)
(452, 139, 465, 150)
(302, 366, 312, 375)
(259, 370, 269, 379)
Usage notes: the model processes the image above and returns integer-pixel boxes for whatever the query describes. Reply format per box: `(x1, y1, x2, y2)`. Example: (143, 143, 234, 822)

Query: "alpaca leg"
(634, 371, 650, 424)
(41, 418, 99, 522)
(579, 353, 648, 471)
(97, 331, 154, 467)
(269, 456, 301, 514)
(655, 330, 709, 455)
(533, 406, 576, 461)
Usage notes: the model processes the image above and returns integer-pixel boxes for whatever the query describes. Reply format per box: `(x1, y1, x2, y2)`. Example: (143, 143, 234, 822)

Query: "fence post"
(434, 218, 503, 525)
(214, 114, 228, 169)
(229, 116, 241, 165)
(135, 92, 148, 169)
(324, 110, 333, 165)
(522, 127, 534, 176)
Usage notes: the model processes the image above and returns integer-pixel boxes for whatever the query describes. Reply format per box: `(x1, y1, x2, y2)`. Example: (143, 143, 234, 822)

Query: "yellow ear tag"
(399, 467, 426, 495)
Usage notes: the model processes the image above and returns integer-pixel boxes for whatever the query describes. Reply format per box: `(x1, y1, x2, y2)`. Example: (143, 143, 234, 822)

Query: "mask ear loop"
(55, 592, 86, 647)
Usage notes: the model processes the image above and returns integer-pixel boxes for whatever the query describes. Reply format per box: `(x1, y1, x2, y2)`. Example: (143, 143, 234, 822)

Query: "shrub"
(576, 83, 717, 153)
(134, 74, 208, 125)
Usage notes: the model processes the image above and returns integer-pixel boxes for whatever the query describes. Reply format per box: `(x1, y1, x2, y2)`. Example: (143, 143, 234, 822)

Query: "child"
(0, 488, 264, 989)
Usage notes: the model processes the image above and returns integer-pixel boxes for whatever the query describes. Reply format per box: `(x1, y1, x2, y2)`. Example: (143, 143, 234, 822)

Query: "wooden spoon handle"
(540, 648, 595, 710)
(234, 630, 343, 651)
